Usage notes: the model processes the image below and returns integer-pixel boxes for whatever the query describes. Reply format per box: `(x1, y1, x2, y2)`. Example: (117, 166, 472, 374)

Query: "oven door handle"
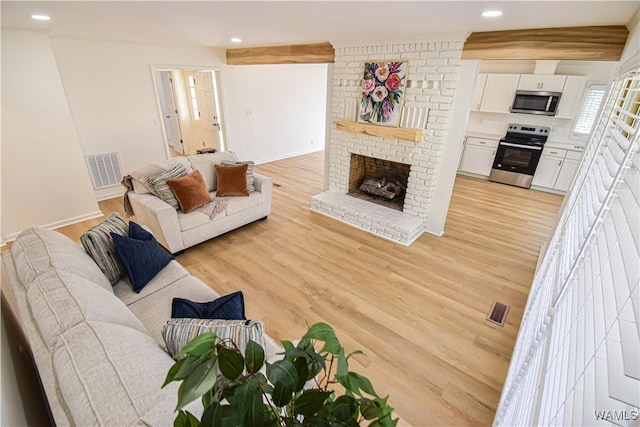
(499, 142, 543, 150)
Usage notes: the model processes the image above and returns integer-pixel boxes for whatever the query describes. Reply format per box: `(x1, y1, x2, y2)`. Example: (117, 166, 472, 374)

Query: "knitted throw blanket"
(121, 165, 227, 220)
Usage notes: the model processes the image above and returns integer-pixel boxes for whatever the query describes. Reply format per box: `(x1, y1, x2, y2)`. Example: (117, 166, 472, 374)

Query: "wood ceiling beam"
(226, 42, 335, 65)
(462, 26, 629, 61)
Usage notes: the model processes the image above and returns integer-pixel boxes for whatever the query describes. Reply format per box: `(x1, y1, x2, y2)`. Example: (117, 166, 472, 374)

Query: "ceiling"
(2, 1, 638, 49)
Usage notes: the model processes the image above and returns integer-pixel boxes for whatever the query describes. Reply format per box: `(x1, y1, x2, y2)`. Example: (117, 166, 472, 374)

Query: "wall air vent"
(487, 301, 510, 327)
(85, 152, 122, 190)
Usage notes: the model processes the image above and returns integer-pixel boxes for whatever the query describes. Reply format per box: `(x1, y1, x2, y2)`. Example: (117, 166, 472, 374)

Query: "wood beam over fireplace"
(226, 42, 335, 65)
(462, 26, 629, 61)
(336, 121, 423, 143)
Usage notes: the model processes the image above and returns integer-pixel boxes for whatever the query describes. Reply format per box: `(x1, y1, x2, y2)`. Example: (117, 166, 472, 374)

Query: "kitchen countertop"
(544, 141, 585, 151)
(464, 131, 503, 140)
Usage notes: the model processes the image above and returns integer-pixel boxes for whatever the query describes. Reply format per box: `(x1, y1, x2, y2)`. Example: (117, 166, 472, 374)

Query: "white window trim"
(571, 83, 606, 137)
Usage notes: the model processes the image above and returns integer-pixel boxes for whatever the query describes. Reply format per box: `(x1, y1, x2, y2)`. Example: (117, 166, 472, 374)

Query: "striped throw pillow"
(151, 164, 187, 209)
(80, 213, 129, 285)
(221, 160, 255, 192)
(162, 318, 265, 358)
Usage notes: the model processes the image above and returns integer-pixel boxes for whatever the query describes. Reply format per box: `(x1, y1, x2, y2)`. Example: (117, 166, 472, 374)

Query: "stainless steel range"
(489, 124, 550, 189)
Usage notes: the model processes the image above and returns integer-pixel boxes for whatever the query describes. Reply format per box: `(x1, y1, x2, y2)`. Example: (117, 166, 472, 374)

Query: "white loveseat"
(127, 151, 272, 254)
(2, 227, 281, 426)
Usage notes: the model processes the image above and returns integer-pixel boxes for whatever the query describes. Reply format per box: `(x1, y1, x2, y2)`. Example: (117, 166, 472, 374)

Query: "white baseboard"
(255, 147, 324, 165)
(1, 210, 104, 245)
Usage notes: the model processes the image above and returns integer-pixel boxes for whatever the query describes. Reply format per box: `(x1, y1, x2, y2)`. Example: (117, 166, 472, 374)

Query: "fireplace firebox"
(348, 154, 410, 211)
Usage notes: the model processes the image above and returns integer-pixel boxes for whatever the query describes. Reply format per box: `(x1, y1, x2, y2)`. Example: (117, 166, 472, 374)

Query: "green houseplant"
(163, 322, 397, 427)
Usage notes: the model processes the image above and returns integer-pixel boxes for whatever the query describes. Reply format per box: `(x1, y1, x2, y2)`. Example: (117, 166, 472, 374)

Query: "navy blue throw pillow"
(172, 291, 246, 320)
(111, 223, 174, 293)
(128, 221, 154, 241)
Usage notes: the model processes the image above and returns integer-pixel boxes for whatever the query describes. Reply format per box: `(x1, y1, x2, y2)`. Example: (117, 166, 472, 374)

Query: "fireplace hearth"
(348, 154, 410, 211)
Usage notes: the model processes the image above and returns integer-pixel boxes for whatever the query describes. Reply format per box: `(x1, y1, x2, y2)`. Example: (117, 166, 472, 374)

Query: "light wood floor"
(47, 151, 563, 426)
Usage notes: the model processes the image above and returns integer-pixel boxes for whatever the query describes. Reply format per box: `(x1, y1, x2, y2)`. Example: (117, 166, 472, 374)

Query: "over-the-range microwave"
(511, 90, 562, 116)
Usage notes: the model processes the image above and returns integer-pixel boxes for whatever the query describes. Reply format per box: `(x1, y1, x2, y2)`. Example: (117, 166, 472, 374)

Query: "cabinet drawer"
(542, 147, 567, 158)
(565, 150, 582, 160)
(466, 137, 499, 148)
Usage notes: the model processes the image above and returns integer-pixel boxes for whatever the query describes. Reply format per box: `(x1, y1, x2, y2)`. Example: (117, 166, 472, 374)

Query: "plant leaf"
(218, 347, 244, 380)
(359, 398, 384, 420)
(266, 360, 298, 388)
(293, 389, 331, 417)
(176, 332, 217, 357)
(271, 381, 293, 407)
(293, 356, 309, 392)
(163, 357, 186, 387)
(330, 395, 358, 421)
(336, 347, 348, 380)
(213, 404, 244, 427)
(245, 340, 265, 374)
(302, 323, 341, 354)
(173, 410, 199, 427)
(353, 372, 379, 397)
(176, 358, 218, 410)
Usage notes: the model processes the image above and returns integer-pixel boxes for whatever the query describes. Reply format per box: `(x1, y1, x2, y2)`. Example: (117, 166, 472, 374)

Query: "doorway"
(152, 67, 226, 157)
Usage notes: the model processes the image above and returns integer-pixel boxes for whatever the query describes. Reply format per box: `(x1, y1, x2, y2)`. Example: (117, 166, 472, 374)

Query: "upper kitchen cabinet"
(478, 74, 521, 113)
(471, 74, 488, 112)
(517, 74, 567, 92)
(555, 76, 588, 119)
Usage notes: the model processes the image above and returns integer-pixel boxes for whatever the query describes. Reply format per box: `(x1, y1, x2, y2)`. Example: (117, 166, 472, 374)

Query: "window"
(572, 84, 606, 136)
(187, 75, 200, 120)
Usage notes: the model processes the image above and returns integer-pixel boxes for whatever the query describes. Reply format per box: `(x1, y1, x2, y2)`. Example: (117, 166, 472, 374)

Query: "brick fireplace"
(311, 37, 464, 245)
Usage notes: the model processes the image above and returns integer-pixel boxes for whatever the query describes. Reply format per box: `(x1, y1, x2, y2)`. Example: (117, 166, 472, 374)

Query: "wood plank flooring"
(38, 151, 564, 426)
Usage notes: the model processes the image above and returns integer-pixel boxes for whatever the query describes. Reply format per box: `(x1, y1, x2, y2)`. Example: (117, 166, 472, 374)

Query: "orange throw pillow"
(167, 170, 212, 213)
(215, 164, 249, 196)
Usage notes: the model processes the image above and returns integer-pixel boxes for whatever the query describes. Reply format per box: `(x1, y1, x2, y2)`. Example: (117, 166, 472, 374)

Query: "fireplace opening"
(348, 154, 410, 211)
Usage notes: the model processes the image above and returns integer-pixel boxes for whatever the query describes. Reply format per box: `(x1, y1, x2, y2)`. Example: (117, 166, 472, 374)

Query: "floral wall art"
(358, 61, 407, 127)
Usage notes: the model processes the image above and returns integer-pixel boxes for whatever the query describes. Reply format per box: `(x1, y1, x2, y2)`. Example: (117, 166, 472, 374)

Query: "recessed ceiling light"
(482, 10, 503, 18)
(230, 37, 242, 43)
(31, 14, 51, 21)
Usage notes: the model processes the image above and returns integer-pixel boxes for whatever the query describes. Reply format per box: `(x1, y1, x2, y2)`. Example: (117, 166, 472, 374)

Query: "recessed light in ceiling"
(230, 37, 242, 43)
(31, 14, 51, 21)
(482, 10, 503, 18)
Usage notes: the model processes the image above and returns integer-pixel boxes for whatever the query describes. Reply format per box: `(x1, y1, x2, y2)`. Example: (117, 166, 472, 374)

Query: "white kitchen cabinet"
(531, 147, 566, 188)
(532, 147, 582, 192)
(518, 74, 567, 92)
(458, 137, 499, 176)
(555, 76, 587, 119)
(479, 74, 520, 113)
(554, 158, 579, 191)
(471, 74, 488, 112)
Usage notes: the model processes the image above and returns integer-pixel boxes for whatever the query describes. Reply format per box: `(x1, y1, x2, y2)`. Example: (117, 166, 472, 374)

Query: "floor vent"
(85, 152, 123, 189)
(487, 301, 510, 327)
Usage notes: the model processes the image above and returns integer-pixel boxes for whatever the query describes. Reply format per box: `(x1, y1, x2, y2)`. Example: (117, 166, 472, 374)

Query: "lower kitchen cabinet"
(553, 158, 580, 191)
(459, 137, 499, 176)
(532, 147, 582, 192)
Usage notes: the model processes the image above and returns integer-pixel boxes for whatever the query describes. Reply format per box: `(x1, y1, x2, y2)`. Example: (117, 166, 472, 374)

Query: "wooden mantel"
(226, 42, 335, 65)
(336, 121, 423, 143)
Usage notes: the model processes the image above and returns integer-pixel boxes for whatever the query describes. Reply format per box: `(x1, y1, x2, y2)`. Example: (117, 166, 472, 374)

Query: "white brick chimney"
(311, 36, 465, 245)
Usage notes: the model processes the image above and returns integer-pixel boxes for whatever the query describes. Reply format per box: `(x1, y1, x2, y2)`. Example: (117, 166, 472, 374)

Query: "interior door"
(157, 71, 184, 154)
(193, 71, 220, 151)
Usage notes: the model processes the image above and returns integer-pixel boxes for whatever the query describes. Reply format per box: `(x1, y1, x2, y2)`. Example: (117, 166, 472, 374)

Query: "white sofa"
(127, 151, 272, 254)
(2, 227, 281, 426)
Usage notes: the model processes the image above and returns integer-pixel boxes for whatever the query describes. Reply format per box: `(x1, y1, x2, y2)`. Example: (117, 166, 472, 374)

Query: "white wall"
(1, 29, 101, 243)
(223, 63, 327, 163)
(50, 38, 228, 199)
(425, 60, 478, 235)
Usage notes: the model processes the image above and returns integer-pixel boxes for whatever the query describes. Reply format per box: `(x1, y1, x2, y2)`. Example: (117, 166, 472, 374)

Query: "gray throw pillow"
(162, 318, 265, 358)
(80, 213, 128, 285)
(152, 164, 187, 209)
(221, 160, 255, 192)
